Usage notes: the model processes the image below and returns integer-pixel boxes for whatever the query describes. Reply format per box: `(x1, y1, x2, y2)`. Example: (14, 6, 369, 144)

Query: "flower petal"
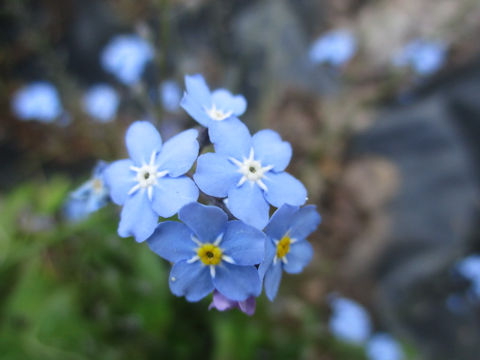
(169, 260, 214, 302)
(227, 183, 269, 230)
(118, 191, 158, 242)
(178, 202, 228, 243)
(185, 74, 212, 105)
(252, 129, 292, 172)
(264, 261, 283, 301)
(258, 237, 276, 280)
(238, 297, 256, 316)
(289, 205, 321, 241)
(208, 290, 236, 311)
(264, 204, 299, 240)
(263, 172, 307, 208)
(283, 241, 313, 274)
(103, 159, 135, 205)
(211, 89, 247, 116)
(193, 153, 241, 198)
(209, 118, 251, 160)
(147, 221, 195, 263)
(126, 121, 163, 165)
(156, 128, 199, 177)
(180, 92, 211, 127)
(213, 263, 261, 301)
(151, 176, 199, 218)
(221, 220, 265, 265)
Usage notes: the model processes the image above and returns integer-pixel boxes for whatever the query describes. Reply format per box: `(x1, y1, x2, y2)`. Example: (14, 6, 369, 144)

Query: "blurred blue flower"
(366, 333, 404, 360)
(456, 255, 480, 297)
(194, 121, 307, 229)
(82, 84, 120, 122)
(309, 29, 356, 67)
(208, 290, 256, 316)
(160, 80, 182, 112)
(147, 202, 264, 302)
(181, 74, 247, 129)
(328, 296, 372, 344)
(104, 121, 199, 242)
(258, 204, 320, 301)
(12, 82, 62, 122)
(63, 161, 110, 221)
(393, 39, 447, 76)
(101, 35, 154, 85)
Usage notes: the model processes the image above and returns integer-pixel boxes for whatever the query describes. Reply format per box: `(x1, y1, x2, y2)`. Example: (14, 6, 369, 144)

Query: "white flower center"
(204, 103, 232, 121)
(229, 148, 273, 192)
(128, 151, 168, 201)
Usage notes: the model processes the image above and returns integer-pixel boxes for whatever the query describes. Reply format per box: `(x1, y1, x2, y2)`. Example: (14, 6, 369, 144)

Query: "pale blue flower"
(328, 296, 372, 344)
(366, 333, 404, 360)
(101, 35, 154, 85)
(309, 29, 356, 66)
(258, 204, 320, 301)
(456, 255, 480, 297)
(160, 80, 182, 112)
(104, 121, 199, 242)
(393, 39, 446, 76)
(147, 202, 264, 302)
(12, 82, 62, 122)
(83, 84, 119, 122)
(194, 121, 307, 229)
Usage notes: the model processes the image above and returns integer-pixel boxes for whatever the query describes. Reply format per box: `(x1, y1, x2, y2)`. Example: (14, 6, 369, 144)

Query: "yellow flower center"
(276, 235, 291, 259)
(197, 243, 223, 265)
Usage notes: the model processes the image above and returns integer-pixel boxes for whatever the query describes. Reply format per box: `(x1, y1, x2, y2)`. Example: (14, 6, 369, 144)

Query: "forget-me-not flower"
(194, 121, 307, 229)
(366, 333, 404, 360)
(180, 74, 247, 129)
(82, 84, 120, 122)
(101, 35, 154, 85)
(147, 202, 264, 302)
(309, 29, 356, 67)
(258, 204, 320, 300)
(393, 39, 446, 76)
(328, 295, 372, 344)
(456, 255, 480, 297)
(160, 80, 182, 112)
(63, 161, 110, 221)
(12, 82, 62, 122)
(208, 289, 256, 316)
(104, 121, 199, 242)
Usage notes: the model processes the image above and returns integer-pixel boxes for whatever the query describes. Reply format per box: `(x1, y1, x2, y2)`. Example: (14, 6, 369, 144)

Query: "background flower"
(309, 29, 356, 67)
(11, 82, 62, 122)
(82, 84, 119, 122)
(328, 296, 372, 344)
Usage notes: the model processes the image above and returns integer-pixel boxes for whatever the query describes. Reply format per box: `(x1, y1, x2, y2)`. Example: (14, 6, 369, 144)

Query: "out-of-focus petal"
(264, 261, 283, 301)
(211, 89, 247, 116)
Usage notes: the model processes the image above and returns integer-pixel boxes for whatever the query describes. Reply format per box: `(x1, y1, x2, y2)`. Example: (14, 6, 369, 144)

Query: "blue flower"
(160, 80, 182, 112)
(456, 255, 480, 297)
(366, 333, 404, 360)
(104, 121, 199, 242)
(258, 204, 320, 300)
(147, 202, 264, 302)
(194, 121, 307, 229)
(12, 82, 62, 122)
(101, 35, 154, 85)
(180, 74, 247, 129)
(393, 39, 446, 76)
(63, 161, 110, 221)
(328, 295, 372, 344)
(309, 29, 356, 67)
(82, 84, 120, 122)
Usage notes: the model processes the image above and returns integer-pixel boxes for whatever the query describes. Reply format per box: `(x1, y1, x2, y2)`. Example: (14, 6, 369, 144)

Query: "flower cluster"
(96, 74, 320, 314)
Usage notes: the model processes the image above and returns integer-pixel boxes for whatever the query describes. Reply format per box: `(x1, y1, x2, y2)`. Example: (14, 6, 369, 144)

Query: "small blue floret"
(12, 82, 62, 122)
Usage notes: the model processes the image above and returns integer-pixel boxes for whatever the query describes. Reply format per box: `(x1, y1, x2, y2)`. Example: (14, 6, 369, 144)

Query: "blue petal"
(126, 121, 163, 165)
(156, 129, 199, 177)
(263, 172, 307, 208)
(221, 220, 265, 265)
(178, 202, 228, 243)
(118, 191, 158, 242)
(289, 205, 321, 241)
(180, 92, 211, 127)
(147, 221, 195, 263)
(211, 89, 247, 116)
(193, 153, 241, 198)
(264, 260, 283, 301)
(103, 159, 135, 205)
(213, 263, 261, 301)
(169, 260, 214, 302)
(283, 241, 313, 274)
(227, 183, 269, 230)
(151, 176, 199, 218)
(264, 204, 299, 240)
(252, 130, 292, 172)
(209, 118, 251, 160)
(258, 237, 276, 280)
(185, 74, 212, 105)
